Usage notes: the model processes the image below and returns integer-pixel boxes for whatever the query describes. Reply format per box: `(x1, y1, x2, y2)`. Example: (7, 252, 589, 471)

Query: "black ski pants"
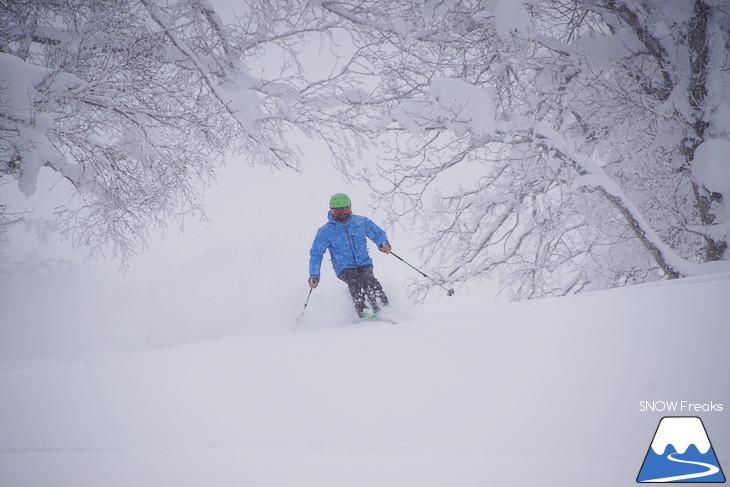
(337, 265, 388, 315)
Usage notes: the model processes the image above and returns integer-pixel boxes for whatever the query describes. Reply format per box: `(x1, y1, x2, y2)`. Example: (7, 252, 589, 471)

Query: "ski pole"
(297, 288, 313, 320)
(389, 251, 455, 296)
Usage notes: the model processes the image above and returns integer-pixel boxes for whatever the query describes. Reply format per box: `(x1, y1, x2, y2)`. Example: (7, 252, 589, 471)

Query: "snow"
(660, 0, 695, 25)
(1, 259, 729, 486)
(422, 0, 458, 22)
(344, 88, 373, 104)
(427, 77, 497, 137)
(494, 0, 533, 39)
(576, 29, 641, 74)
(15, 132, 55, 197)
(0, 53, 76, 196)
(691, 138, 730, 195)
(0, 52, 48, 123)
(3, 141, 728, 486)
(219, 69, 265, 131)
(525, 119, 730, 276)
(390, 17, 409, 35)
(692, 139, 730, 235)
(0, 53, 54, 196)
(388, 100, 428, 135)
(2, 3, 730, 485)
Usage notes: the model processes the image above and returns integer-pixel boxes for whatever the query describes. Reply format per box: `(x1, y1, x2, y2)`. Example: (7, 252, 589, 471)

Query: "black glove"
(308, 276, 320, 288)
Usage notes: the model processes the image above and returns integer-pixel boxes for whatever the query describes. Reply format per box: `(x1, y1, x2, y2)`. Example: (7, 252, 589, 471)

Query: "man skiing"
(308, 193, 392, 319)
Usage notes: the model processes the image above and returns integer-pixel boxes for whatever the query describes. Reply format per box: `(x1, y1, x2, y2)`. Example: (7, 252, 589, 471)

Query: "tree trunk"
(685, 0, 727, 261)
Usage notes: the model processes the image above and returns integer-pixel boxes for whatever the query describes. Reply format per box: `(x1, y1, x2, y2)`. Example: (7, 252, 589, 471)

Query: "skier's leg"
(360, 265, 388, 310)
(338, 267, 367, 316)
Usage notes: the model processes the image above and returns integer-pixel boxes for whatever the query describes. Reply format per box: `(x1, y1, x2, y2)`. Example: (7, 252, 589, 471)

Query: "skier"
(308, 193, 392, 319)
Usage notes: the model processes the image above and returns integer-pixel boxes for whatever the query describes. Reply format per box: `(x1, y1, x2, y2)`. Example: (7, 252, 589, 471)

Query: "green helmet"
(329, 193, 352, 208)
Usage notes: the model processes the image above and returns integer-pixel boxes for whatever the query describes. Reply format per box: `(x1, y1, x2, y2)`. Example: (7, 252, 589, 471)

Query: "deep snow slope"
(1, 273, 728, 487)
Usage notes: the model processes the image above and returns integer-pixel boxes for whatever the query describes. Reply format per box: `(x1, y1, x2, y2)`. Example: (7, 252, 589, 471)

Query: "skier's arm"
(364, 218, 389, 248)
(309, 228, 329, 279)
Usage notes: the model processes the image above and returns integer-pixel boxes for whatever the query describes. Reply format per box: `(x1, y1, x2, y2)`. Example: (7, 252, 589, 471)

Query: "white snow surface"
(1, 268, 729, 486)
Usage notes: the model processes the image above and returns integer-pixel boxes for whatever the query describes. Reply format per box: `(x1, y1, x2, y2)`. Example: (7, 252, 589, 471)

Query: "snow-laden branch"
(525, 120, 730, 277)
(313, 0, 730, 298)
(138, 0, 296, 169)
(2, 0, 359, 266)
(139, 0, 238, 120)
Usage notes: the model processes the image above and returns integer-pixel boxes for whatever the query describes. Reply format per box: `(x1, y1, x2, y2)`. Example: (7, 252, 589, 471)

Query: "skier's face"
(331, 205, 352, 222)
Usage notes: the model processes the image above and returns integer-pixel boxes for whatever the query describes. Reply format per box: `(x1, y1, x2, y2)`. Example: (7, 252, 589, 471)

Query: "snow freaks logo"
(637, 416, 726, 483)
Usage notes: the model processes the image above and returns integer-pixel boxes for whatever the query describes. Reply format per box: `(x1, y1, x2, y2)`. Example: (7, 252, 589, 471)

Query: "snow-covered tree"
(0, 0, 351, 264)
(320, 0, 730, 298)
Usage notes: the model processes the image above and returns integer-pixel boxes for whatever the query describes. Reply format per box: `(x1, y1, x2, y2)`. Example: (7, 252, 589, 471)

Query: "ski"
(376, 315, 397, 325)
(360, 312, 397, 324)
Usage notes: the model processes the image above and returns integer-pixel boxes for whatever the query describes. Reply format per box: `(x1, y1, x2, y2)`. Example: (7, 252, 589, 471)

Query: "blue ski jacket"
(309, 212, 389, 278)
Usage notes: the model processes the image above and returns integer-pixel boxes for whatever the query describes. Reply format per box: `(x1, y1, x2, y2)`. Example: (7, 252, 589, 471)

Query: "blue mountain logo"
(637, 416, 725, 483)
